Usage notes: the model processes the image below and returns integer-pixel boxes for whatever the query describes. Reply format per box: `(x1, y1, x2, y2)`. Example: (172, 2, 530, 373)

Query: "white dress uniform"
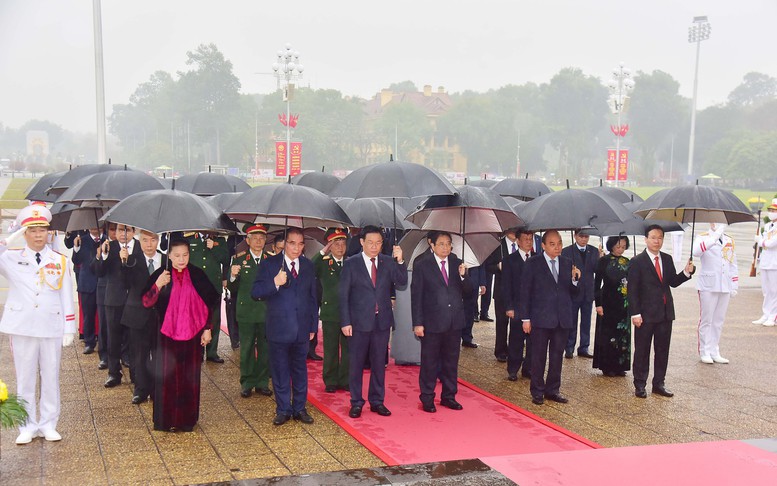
(692, 226, 738, 363)
(0, 205, 75, 444)
(755, 205, 777, 326)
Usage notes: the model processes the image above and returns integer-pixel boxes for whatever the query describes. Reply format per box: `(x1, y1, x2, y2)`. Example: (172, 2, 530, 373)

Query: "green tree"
(388, 80, 418, 92)
(373, 102, 431, 160)
(727, 72, 777, 107)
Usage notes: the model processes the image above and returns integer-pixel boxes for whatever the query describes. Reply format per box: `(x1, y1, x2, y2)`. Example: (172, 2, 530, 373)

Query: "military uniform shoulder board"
(266, 250, 276, 256)
(183, 232, 197, 238)
(51, 249, 66, 256)
(236, 251, 247, 258)
(322, 255, 331, 260)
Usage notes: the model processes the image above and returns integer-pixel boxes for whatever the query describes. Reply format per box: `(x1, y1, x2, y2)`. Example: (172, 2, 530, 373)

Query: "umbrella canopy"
(586, 185, 644, 204)
(465, 178, 499, 189)
(400, 230, 500, 270)
(290, 171, 341, 195)
(100, 189, 238, 234)
(329, 160, 457, 199)
(491, 177, 552, 201)
(49, 203, 108, 232)
(585, 214, 685, 237)
(56, 170, 165, 205)
(516, 188, 633, 231)
(336, 198, 416, 230)
(407, 186, 522, 234)
(207, 192, 243, 211)
(174, 172, 250, 196)
(225, 183, 352, 228)
(47, 164, 131, 197)
(25, 171, 66, 202)
(157, 177, 173, 189)
(634, 185, 755, 224)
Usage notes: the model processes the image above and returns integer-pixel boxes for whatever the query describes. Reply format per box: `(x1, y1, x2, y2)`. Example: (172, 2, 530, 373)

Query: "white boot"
(763, 320, 776, 327)
(753, 315, 768, 324)
(712, 355, 730, 364)
(700, 355, 714, 364)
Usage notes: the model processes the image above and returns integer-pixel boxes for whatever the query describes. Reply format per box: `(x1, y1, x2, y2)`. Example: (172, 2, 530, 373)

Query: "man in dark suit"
(484, 227, 521, 362)
(502, 228, 537, 381)
(93, 224, 135, 388)
(628, 224, 694, 399)
(561, 230, 600, 359)
(72, 228, 101, 355)
(339, 225, 407, 419)
(122, 230, 162, 404)
(93, 223, 116, 370)
(520, 230, 581, 405)
(412, 231, 472, 412)
(252, 228, 318, 426)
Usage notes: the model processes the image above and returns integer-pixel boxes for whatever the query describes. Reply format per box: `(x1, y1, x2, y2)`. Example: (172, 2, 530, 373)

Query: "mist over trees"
(1, 45, 775, 186)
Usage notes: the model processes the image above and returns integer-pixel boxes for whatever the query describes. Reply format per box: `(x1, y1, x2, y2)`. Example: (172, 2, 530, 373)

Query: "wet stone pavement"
(1, 222, 777, 484)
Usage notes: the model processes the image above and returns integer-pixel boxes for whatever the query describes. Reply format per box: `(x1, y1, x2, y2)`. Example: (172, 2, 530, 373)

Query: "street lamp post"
(607, 62, 635, 186)
(272, 44, 304, 178)
(687, 15, 711, 178)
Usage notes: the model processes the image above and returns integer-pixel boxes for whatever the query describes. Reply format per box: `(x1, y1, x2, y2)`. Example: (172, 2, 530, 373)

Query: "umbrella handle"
(688, 209, 696, 264)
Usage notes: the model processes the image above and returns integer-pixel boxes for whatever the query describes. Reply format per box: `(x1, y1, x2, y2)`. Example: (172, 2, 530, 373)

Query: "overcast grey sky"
(1, 0, 775, 133)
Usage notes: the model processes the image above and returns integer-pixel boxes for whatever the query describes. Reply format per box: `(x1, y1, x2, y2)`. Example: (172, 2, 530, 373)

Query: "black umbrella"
(207, 192, 243, 211)
(586, 184, 644, 204)
(47, 163, 130, 197)
(49, 202, 108, 232)
(634, 183, 756, 262)
(291, 169, 341, 195)
(225, 183, 352, 229)
(516, 188, 633, 232)
(56, 170, 165, 206)
(174, 172, 250, 196)
(465, 178, 498, 189)
(336, 198, 416, 230)
(25, 171, 66, 202)
(491, 176, 553, 201)
(100, 189, 238, 234)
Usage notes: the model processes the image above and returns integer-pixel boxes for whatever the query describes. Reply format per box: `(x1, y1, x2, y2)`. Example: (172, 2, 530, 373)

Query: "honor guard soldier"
(228, 223, 273, 398)
(754, 199, 777, 327)
(184, 231, 229, 362)
(312, 227, 350, 393)
(0, 204, 76, 445)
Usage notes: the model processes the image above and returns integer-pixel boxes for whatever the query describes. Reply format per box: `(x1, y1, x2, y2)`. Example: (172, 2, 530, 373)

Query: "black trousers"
(507, 318, 532, 376)
(80, 291, 97, 348)
(96, 286, 108, 361)
(480, 272, 493, 317)
(130, 324, 156, 399)
(633, 319, 672, 389)
(419, 329, 461, 405)
(493, 298, 509, 358)
(106, 304, 127, 379)
(529, 326, 567, 398)
(348, 322, 390, 408)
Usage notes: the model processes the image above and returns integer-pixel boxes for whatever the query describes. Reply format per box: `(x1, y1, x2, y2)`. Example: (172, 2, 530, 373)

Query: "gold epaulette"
(322, 255, 331, 260)
(183, 232, 196, 238)
(235, 251, 246, 258)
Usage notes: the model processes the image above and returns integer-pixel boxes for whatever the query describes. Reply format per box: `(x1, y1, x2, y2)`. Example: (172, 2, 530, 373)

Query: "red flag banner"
(618, 149, 629, 181)
(290, 142, 302, 176)
(606, 149, 617, 181)
(275, 141, 287, 177)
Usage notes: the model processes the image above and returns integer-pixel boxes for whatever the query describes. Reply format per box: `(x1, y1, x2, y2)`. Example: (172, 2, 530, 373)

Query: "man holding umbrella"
(561, 230, 599, 359)
(628, 225, 694, 398)
(754, 199, 777, 327)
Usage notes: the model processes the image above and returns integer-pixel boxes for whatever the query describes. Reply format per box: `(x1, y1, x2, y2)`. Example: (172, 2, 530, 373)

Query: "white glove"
(62, 333, 75, 347)
(730, 289, 738, 297)
(4, 227, 27, 248)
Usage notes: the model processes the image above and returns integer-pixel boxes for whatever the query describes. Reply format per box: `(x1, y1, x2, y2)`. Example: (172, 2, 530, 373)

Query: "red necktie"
(370, 257, 377, 287)
(654, 256, 662, 282)
(441, 260, 449, 286)
(290, 261, 298, 279)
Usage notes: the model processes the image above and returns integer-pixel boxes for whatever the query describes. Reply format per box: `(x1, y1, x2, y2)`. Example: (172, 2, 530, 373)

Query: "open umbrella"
(56, 170, 165, 205)
(336, 198, 416, 230)
(25, 171, 66, 202)
(586, 184, 643, 204)
(465, 178, 499, 189)
(47, 163, 131, 197)
(49, 202, 108, 233)
(291, 168, 341, 195)
(207, 192, 243, 211)
(516, 187, 633, 232)
(174, 172, 250, 196)
(491, 176, 552, 201)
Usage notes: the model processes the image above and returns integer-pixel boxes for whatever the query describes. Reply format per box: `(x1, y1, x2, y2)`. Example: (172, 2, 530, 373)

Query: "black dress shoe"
(421, 403, 437, 413)
(531, 396, 544, 405)
(255, 387, 272, 396)
(307, 352, 323, 361)
(521, 371, 532, 379)
(231, 343, 240, 350)
(324, 385, 337, 393)
(635, 388, 647, 398)
(349, 406, 362, 418)
(293, 410, 314, 424)
(507, 373, 518, 382)
(564, 351, 574, 359)
(496, 356, 508, 363)
(337, 385, 350, 392)
(121, 359, 131, 368)
(481, 316, 494, 322)
(240, 389, 252, 398)
(206, 356, 225, 364)
(440, 399, 463, 410)
(131, 395, 148, 405)
(272, 414, 291, 426)
(652, 386, 674, 397)
(461, 341, 478, 348)
(370, 404, 392, 416)
(544, 393, 569, 404)
(98, 360, 108, 370)
(104, 375, 122, 388)
(473, 317, 480, 322)
(577, 351, 594, 358)
(83, 346, 95, 355)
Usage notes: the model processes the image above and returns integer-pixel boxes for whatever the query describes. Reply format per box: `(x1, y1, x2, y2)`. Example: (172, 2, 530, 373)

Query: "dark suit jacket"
(502, 249, 534, 313)
(411, 254, 472, 333)
(339, 252, 408, 332)
(72, 234, 101, 293)
(252, 252, 319, 343)
(519, 254, 578, 329)
(484, 239, 513, 306)
(561, 243, 599, 303)
(92, 240, 134, 307)
(627, 250, 691, 323)
(121, 250, 162, 330)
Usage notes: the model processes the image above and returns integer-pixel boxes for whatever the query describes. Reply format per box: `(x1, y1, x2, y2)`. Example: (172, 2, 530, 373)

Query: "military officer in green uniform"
(312, 227, 349, 393)
(185, 231, 229, 363)
(228, 223, 273, 398)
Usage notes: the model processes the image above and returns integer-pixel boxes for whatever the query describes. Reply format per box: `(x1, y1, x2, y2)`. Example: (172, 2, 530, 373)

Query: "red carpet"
(306, 358, 597, 466)
(481, 440, 777, 485)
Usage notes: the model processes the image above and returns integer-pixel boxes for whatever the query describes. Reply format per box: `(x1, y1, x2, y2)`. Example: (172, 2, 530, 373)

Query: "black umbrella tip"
(389, 154, 394, 162)
(525, 172, 529, 179)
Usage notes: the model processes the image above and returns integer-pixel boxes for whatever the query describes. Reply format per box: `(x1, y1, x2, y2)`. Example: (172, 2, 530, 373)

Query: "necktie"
(524, 252, 529, 262)
(337, 260, 342, 268)
(654, 256, 662, 282)
(370, 257, 377, 287)
(255, 258, 260, 265)
(35, 252, 41, 265)
(290, 261, 298, 279)
(441, 260, 449, 286)
(148, 258, 155, 275)
(550, 259, 558, 283)
(511, 242, 517, 254)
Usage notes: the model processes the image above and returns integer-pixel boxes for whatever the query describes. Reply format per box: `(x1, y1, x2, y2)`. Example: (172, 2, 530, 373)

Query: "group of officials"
(6, 196, 775, 444)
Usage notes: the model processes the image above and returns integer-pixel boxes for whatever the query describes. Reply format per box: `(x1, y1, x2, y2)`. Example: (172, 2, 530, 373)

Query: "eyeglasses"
(363, 239, 383, 247)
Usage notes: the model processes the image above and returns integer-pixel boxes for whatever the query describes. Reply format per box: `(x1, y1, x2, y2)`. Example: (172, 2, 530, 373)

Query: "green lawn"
(0, 178, 35, 209)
